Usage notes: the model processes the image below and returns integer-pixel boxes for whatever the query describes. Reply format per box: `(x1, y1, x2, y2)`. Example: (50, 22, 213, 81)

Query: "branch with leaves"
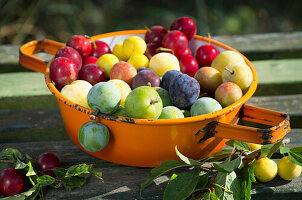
(0, 148, 103, 200)
(141, 139, 302, 200)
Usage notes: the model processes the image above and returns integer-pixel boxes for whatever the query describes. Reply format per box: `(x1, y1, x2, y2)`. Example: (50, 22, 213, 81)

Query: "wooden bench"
(1, 32, 302, 199)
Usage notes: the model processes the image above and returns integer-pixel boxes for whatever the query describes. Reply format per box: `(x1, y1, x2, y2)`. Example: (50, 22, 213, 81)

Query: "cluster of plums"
(0, 152, 60, 197)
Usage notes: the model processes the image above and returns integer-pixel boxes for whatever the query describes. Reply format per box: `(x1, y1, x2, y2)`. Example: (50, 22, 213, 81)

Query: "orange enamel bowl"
(19, 30, 290, 167)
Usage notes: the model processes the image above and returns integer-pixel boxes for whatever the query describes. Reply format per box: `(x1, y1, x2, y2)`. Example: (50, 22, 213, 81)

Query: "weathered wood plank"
(1, 129, 301, 200)
(214, 32, 302, 60)
(1, 94, 301, 143)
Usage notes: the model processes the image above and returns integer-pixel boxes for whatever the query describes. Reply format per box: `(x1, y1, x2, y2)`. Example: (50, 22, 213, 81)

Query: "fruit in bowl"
(149, 52, 180, 77)
(110, 61, 137, 86)
(108, 79, 132, 107)
(124, 86, 163, 119)
(158, 106, 184, 119)
(87, 82, 121, 114)
(61, 80, 92, 108)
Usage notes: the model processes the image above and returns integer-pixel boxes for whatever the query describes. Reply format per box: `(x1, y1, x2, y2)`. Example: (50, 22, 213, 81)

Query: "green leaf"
(280, 146, 290, 154)
(26, 161, 36, 176)
(163, 172, 200, 200)
(213, 156, 242, 173)
(175, 146, 203, 166)
(205, 150, 233, 162)
(140, 160, 189, 194)
(289, 147, 302, 166)
(15, 158, 27, 170)
(88, 168, 104, 182)
(195, 172, 209, 191)
(0, 184, 40, 200)
(37, 175, 56, 186)
(214, 171, 240, 200)
(237, 160, 256, 200)
(261, 140, 283, 158)
(209, 192, 220, 200)
(62, 176, 87, 190)
(225, 140, 250, 151)
(53, 167, 67, 179)
(0, 148, 22, 162)
(66, 163, 91, 177)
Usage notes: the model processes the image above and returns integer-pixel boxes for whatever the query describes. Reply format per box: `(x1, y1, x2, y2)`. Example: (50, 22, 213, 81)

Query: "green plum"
(158, 106, 184, 119)
(124, 86, 163, 119)
(112, 106, 128, 117)
(190, 97, 222, 116)
(155, 87, 173, 107)
(78, 121, 110, 152)
(87, 82, 121, 114)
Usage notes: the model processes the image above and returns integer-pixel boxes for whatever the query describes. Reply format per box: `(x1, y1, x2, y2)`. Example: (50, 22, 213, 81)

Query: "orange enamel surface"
(19, 30, 290, 167)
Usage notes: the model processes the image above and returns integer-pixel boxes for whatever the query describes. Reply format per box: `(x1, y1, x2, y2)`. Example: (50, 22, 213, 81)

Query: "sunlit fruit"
(222, 63, 253, 91)
(161, 70, 182, 91)
(194, 67, 222, 95)
(162, 30, 188, 58)
(149, 53, 180, 77)
(254, 157, 278, 182)
(196, 44, 219, 67)
(87, 82, 121, 114)
(248, 143, 266, 158)
(109, 61, 137, 86)
(145, 42, 161, 59)
(0, 168, 26, 196)
(37, 152, 60, 177)
(78, 121, 110, 152)
(132, 70, 160, 89)
(128, 54, 149, 69)
(190, 97, 222, 117)
(97, 53, 119, 77)
(108, 79, 132, 106)
(61, 80, 92, 108)
(278, 156, 302, 181)
(179, 54, 199, 77)
(82, 56, 98, 66)
(78, 64, 107, 85)
(124, 86, 163, 119)
(122, 36, 147, 59)
(169, 73, 200, 109)
(155, 87, 173, 107)
(145, 25, 167, 44)
(158, 106, 184, 119)
(66, 35, 91, 57)
(90, 40, 111, 58)
(113, 42, 128, 61)
(215, 82, 242, 107)
(55, 46, 82, 71)
(50, 57, 78, 91)
(211, 50, 246, 73)
(170, 16, 197, 41)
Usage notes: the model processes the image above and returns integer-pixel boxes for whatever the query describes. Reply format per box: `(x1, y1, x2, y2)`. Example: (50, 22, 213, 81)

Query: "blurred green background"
(1, 0, 301, 45)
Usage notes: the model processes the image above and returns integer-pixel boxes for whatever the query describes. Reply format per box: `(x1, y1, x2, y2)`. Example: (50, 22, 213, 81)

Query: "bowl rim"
(45, 29, 258, 125)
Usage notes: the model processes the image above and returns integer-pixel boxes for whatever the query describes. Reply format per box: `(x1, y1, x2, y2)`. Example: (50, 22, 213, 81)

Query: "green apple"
(158, 106, 184, 119)
(124, 86, 163, 119)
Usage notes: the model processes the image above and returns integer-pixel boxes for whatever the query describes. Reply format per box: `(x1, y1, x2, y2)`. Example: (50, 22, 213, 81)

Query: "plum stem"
(147, 82, 152, 87)
(207, 33, 212, 45)
(127, 50, 135, 62)
(150, 96, 160, 105)
(85, 35, 97, 49)
(157, 47, 174, 54)
(224, 67, 234, 75)
(145, 26, 152, 34)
